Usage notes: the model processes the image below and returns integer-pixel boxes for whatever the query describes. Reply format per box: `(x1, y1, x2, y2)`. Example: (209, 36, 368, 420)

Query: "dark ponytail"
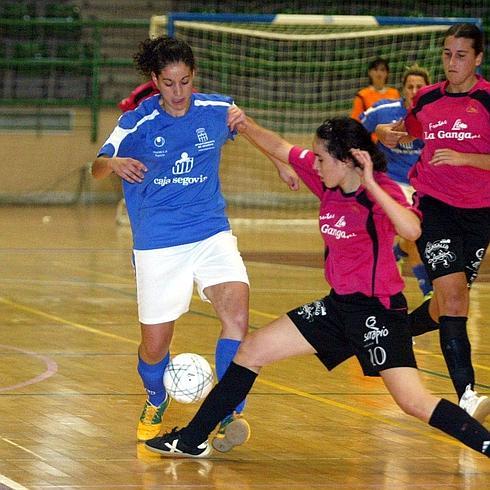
(445, 23, 484, 56)
(316, 117, 387, 172)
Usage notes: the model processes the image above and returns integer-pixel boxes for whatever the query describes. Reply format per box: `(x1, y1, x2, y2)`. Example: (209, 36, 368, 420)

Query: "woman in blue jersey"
(360, 65, 432, 299)
(92, 36, 298, 446)
(143, 116, 490, 459)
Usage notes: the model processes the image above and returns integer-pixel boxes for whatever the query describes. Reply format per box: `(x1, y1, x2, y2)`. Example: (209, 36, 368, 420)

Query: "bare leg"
(235, 314, 317, 370)
(381, 367, 490, 456)
(432, 272, 469, 317)
(180, 314, 317, 443)
(205, 281, 249, 340)
(139, 321, 174, 363)
(381, 367, 439, 422)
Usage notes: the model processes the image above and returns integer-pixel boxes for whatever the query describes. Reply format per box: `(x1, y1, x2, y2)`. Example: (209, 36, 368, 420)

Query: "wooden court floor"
(0, 204, 488, 489)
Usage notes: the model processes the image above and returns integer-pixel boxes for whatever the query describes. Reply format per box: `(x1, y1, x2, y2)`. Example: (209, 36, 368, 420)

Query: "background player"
(351, 57, 400, 121)
(144, 116, 490, 459)
(376, 23, 490, 423)
(360, 64, 432, 299)
(118, 79, 159, 112)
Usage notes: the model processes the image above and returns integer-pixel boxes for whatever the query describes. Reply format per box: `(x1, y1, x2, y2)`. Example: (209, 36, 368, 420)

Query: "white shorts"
(133, 231, 249, 324)
(396, 181, 415, 204)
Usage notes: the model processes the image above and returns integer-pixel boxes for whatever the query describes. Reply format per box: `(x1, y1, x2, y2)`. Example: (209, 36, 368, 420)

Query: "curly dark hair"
(315, 117, 387, 172)
(133, 36, 196, 77)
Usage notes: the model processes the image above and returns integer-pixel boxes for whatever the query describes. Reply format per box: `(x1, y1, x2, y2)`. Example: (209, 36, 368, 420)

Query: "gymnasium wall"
(1, 0, 488, 204)
(0, 109, 122, 203)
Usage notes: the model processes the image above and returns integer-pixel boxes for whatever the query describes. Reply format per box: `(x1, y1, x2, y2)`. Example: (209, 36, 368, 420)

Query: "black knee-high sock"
(408, 299, 439, 336)
(429, 398, 489, 456)
(439, 316, 474, 400)
(181, 362, 257, 446)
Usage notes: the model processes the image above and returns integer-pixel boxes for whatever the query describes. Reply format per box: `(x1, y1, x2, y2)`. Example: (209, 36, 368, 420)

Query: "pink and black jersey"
(289, 146, 416, 306)
(406, 75, 490, 208)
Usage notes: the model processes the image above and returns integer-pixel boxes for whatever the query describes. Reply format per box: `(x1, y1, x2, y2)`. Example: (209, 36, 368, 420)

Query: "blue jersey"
(98, 93, 236, 250)
(360, 99, 424, 184)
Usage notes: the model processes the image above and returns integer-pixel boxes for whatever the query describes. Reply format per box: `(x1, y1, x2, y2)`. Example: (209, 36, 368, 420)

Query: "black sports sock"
(408, 299, 439, 336)
(439, 316, 474, 400)
(429, 398, 489, 456)
(181, 362, 257, 446)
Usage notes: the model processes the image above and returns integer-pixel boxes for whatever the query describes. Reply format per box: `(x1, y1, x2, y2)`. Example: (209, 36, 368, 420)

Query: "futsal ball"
(163, 353, 214, 404)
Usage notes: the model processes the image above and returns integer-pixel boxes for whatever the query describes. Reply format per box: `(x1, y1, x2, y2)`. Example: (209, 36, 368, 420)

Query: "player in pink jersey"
(144, 117, 490, 459)
(376, 23, 490, 423)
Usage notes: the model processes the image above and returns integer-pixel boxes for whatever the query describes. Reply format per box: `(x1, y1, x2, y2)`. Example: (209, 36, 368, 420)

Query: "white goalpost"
(145, 13, 481, 218)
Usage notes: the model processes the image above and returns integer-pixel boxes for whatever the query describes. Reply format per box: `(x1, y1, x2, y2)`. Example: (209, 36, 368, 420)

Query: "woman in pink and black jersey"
(377, 23, 490, 423)
(144, 117, 490, 459)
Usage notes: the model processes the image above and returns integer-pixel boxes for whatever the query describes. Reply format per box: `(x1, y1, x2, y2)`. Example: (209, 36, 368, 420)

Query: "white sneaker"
(459, 384, 490, 423)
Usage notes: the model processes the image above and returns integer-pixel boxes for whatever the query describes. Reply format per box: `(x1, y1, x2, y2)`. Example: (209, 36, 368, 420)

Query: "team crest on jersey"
(195, 127, 216, 152)
(466, 101, 479, 113)
(196, 128, 208, 142)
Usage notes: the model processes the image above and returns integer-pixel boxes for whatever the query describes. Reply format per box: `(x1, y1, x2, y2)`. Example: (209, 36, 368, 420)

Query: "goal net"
(150, 14, 478, 218)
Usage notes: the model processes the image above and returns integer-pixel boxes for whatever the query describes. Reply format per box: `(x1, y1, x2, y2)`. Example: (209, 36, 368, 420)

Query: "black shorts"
(416, 195, 490, 284)
(287, 291, 417, 377)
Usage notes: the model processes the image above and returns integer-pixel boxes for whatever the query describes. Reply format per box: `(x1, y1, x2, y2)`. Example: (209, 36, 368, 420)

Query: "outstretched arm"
(239, 116, 294, 164)
(264, 153, 300, 191)
(236, 116, 300, 190)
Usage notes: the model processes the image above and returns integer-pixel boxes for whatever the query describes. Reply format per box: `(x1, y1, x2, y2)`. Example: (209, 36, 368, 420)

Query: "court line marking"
(0, 439, 43, 490)
(255, 377, 462, 448)
(0, 344, 58, 393)
(0, 296, 482, 451)
(0, 297, 137, 345)
(413, 345, 489, 372)
(52, 261, 279, 321)
(36, 263, 490, 369)
(0, 437, 46, 463)
(0, 474, 31, 490)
